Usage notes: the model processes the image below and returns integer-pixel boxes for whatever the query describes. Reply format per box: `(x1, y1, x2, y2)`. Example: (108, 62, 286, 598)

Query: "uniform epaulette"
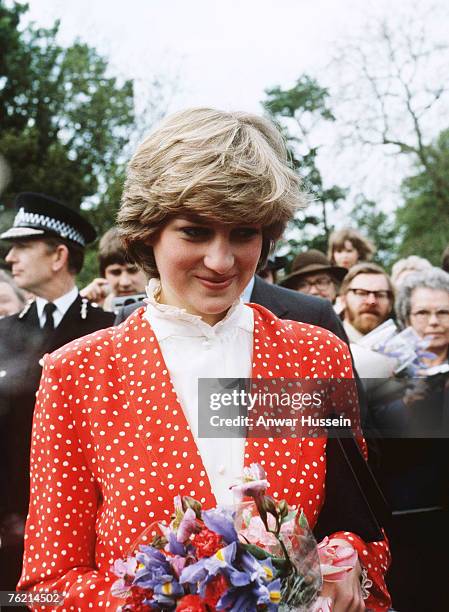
(80, 297, 88, 320)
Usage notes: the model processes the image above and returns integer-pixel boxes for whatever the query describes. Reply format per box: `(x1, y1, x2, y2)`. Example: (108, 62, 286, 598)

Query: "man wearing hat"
(280, 249, 347, 303)
(0, 193, 115, 591)
(257, 255, 288, 285)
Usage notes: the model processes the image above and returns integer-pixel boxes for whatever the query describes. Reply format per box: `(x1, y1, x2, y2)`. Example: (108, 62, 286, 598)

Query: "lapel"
(42, 294, 83, 354)
(114, 305, 326, 523)
(250, 276, 289, 319)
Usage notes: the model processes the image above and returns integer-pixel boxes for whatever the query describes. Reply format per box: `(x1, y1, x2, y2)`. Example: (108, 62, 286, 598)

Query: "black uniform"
(0, 296, 114, 590)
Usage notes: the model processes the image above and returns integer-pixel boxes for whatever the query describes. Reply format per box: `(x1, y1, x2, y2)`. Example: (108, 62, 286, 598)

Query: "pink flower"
(177, 507, 201, 542)
(110, 556, 138, 599)
(111, 556, 138, 579)
(239, 513, 295, 547)
(169, 554, 188, 578)
(230, 463, 269, 502)
(317, 537, 358, 582)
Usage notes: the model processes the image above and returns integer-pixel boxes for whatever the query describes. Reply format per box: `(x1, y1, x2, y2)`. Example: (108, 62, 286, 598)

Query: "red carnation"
(191, 527, 223, 558)
(128, 585, 153, 612)
(203, 573, 229, 609)
(176, 594, 207, 611)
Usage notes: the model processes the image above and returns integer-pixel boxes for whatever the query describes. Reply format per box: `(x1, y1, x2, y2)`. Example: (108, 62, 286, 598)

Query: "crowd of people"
(0, 107, 448, 611)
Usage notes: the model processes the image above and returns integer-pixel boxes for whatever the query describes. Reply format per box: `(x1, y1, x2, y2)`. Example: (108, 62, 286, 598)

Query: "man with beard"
(340, 262, 394, 341)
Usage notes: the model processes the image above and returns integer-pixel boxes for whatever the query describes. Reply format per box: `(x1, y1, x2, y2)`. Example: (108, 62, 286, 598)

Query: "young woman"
(328, 228, 375, 270)
(19, 109, 390, 611)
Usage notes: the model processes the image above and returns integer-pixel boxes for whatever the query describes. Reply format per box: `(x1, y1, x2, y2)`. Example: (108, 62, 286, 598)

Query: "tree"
(394, 128, 449, 264)
(0, 0, 135, 234)
(262, 76, 347, 258)
(331, 8, 449, 244)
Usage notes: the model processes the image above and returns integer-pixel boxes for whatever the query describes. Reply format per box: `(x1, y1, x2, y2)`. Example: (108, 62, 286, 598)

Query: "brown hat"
(280, 249, 347, 289)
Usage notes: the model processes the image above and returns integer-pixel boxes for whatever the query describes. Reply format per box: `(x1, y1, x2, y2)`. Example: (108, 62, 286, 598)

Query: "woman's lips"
(196, 276, 235, 290)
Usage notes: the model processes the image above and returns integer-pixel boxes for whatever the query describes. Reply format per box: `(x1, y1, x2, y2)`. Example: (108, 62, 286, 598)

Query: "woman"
(19, 109, 390, 610)
(390, 255, 432, 289)
(328, 228, 375, 270)
(0, 269, 26, 318)
(370, 267, 449, 610)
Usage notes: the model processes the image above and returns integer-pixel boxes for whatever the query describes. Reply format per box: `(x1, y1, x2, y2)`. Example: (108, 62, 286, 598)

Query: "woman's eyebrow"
(176, 214, 210, 225)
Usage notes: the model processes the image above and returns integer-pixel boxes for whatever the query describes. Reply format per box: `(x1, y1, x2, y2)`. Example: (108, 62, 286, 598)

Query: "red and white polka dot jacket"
(18, 304, 391, 610)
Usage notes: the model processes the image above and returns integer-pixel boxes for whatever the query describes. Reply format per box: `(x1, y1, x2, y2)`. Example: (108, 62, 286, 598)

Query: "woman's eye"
(232, 227, 261, 240)
(180, 226, 210, 239)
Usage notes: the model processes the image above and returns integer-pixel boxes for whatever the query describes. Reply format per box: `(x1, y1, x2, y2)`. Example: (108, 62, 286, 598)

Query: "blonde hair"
(328, 227, 375, 264)
(118, 108, 306, 276)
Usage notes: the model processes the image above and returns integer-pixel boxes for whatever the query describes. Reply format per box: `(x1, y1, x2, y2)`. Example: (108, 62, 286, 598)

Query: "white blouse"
(143, 279, 254, 505)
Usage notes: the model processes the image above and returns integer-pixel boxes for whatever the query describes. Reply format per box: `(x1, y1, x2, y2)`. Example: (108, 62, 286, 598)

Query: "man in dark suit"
(0, 193, 115, 591)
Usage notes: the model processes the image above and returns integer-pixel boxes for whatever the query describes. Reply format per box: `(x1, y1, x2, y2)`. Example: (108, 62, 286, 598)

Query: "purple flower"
(216, 578, 275, 611)
(202, 508, 238, 543)
(255, 578, 282, 610)
(240, 553, 276, 584)
(180, 541, 238, 585)
(151, 578, 184, 609)
(112, 556, 138, 578)
(134, 546, 173, 590)
(166, 530, 188, 556)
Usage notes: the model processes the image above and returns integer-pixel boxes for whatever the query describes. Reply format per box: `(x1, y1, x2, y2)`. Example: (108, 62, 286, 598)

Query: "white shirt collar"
(36, 286, 78, 328)
(241, 276, 255, 303)
(143, 278, 253, 340)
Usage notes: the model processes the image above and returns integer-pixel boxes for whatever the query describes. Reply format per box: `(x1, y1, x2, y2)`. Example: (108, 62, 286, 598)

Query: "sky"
(22, 0, 448, 219)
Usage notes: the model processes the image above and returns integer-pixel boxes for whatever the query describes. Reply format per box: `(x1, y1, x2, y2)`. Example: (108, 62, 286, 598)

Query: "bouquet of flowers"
(110, 464, 359, 611)
(358, 319, 435, 375)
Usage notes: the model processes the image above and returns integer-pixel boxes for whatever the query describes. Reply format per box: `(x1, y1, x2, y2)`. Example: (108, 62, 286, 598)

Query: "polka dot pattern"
(18, 304, 390, 611)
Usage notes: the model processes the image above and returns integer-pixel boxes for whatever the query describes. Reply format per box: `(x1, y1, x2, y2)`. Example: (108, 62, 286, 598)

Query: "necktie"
(43, 302, 57, 331)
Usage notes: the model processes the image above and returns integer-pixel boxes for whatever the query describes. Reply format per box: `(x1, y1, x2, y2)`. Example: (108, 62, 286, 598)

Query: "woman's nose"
(204, 240, 234, 274)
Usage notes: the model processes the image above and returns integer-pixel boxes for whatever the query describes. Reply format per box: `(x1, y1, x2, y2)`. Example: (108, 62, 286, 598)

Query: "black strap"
(43, 302, 56, 332)
(313, 427, 390, 542)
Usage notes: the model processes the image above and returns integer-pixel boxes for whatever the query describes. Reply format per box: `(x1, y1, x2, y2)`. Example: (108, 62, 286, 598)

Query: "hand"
(0, 513, 25, 548)
(319, 560, 365, 612)
(80, 278, 110, 306)
(403, 377, 430, 407)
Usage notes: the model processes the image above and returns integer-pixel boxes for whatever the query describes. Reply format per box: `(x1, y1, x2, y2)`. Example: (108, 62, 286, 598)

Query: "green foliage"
(394, 129, 449, 265)
(262, 76, 347, 256)
(0, 0, 135, 214)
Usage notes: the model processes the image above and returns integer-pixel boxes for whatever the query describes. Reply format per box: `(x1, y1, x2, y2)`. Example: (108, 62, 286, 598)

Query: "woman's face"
(408, 287, 449, 355)
(152, 216, 263, 325)
(0, 281, 22, 317)
(333, 240, 359, 269)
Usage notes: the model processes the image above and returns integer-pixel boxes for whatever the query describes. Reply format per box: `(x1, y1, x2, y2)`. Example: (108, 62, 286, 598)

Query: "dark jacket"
(0, 296, 115, 520)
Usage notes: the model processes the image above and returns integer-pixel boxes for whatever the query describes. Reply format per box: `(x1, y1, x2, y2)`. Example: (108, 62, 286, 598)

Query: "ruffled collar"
(143, 278, 253, 339)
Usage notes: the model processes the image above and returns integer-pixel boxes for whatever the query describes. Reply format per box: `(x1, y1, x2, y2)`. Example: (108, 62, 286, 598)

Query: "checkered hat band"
(14, 208, 86, 246)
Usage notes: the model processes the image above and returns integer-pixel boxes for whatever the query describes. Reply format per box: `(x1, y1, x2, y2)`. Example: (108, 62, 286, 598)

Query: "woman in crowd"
(0, 269, 26, 318)
(328, 228, 375, 270)
(390, 255, 432, 289)
(370, 267, 449, 610)
(19, 108, 390, 611)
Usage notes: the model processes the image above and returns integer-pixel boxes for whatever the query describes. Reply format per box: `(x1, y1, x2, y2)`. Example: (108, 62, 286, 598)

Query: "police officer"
(0, 192, 115, 591)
